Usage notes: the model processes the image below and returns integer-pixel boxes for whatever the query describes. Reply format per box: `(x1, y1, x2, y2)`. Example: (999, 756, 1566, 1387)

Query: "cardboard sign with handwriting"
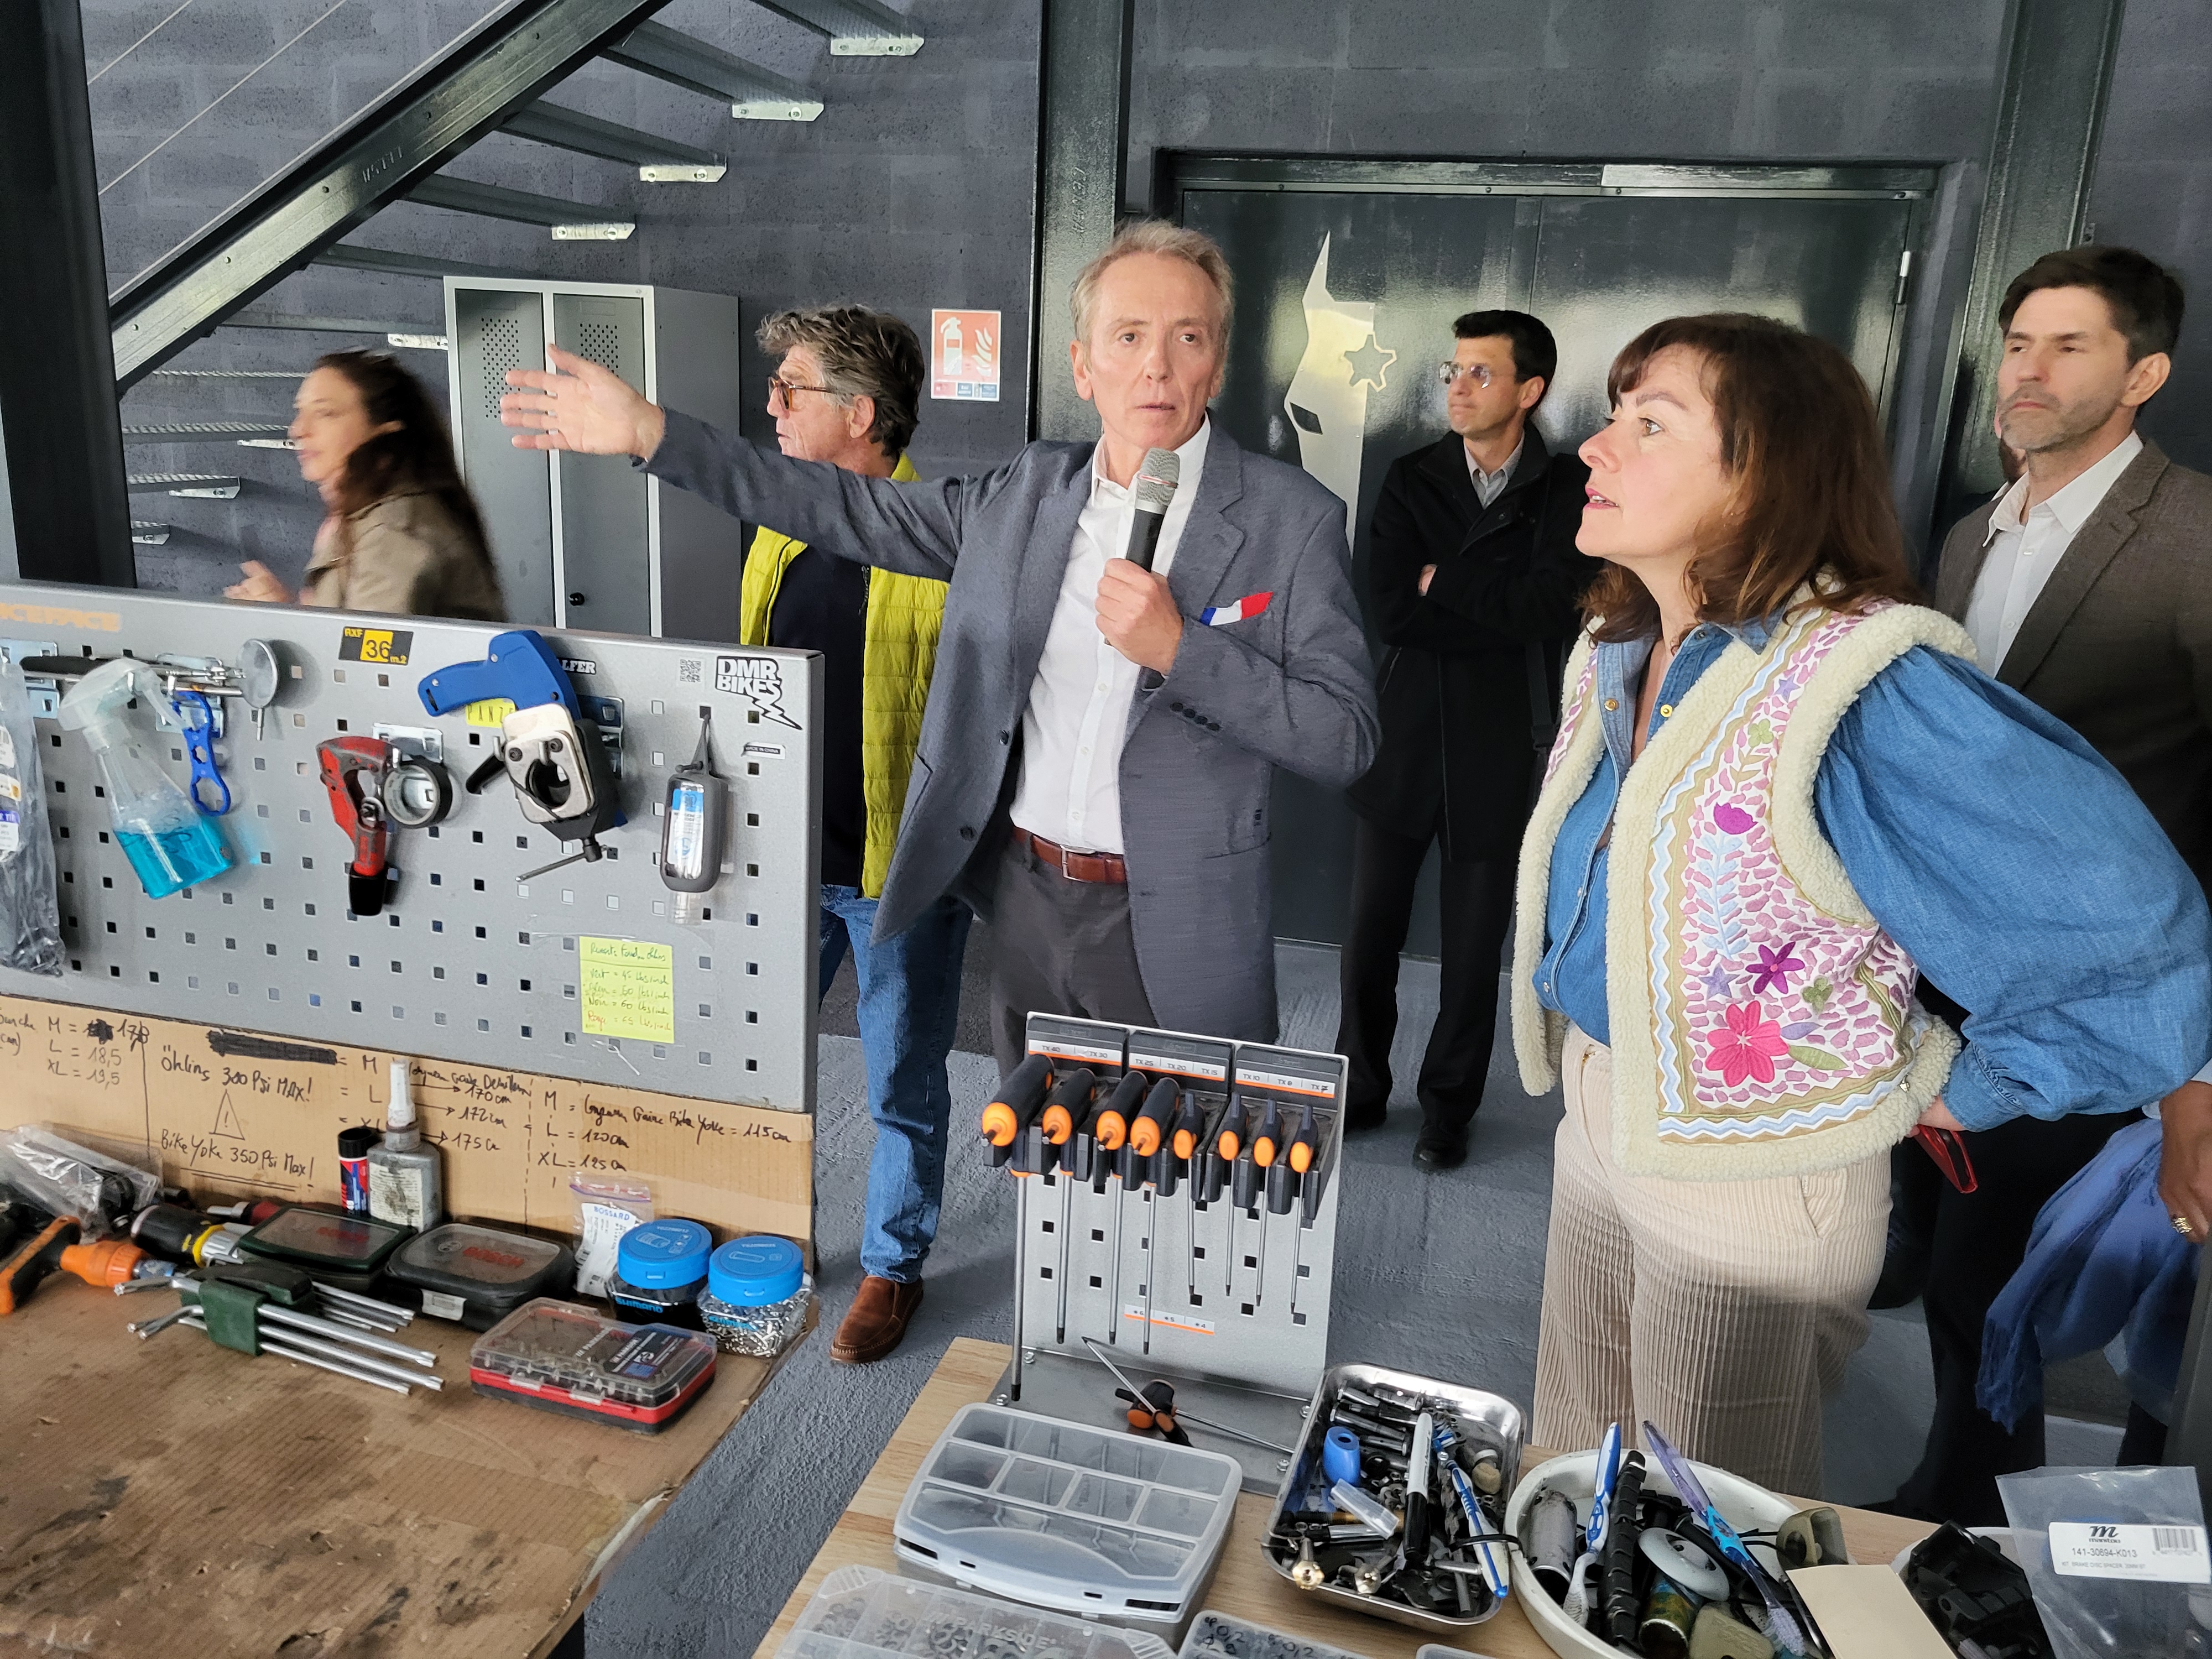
(0, 993, 809, 1245)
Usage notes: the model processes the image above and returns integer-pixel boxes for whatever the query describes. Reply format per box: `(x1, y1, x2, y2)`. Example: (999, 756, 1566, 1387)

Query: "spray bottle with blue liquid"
(59, 659, 232, 898)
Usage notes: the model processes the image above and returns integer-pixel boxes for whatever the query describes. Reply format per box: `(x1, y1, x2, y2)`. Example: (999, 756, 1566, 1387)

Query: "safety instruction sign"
(931, 309, 1000, 401)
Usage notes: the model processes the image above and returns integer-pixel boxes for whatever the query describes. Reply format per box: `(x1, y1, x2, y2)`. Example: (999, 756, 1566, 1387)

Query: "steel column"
(0, 0, 136, 586)
(1029, 0, 1134, 442)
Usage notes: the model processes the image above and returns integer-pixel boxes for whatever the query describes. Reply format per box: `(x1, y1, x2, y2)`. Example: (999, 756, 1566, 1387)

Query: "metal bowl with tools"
(1260, 1361, 1525, 1635)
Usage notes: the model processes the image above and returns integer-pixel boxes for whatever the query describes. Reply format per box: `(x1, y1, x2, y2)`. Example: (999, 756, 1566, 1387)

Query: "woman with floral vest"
(1513, 313, 2212, 1494)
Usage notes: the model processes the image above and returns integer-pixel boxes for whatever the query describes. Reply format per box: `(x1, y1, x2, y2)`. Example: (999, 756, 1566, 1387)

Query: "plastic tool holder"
(893, 1403, 1240, 1644)
(775, 1565, 1174, 1659)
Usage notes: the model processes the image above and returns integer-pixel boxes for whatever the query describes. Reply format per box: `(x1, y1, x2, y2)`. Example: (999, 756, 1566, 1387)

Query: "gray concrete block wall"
(84, 0, 1037, 615)
(2089, 0, 2212, 475)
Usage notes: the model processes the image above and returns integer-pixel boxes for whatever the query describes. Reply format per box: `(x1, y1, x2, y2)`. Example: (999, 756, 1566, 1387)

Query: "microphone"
(1123, 447, 1181, 571)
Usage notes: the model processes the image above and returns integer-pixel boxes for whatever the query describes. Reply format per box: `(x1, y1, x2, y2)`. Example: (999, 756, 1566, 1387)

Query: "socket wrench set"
(892, 1402, 1243, 1644)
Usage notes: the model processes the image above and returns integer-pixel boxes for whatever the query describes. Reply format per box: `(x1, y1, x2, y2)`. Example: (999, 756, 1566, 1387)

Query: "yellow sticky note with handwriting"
(578, 937, 676, 1043)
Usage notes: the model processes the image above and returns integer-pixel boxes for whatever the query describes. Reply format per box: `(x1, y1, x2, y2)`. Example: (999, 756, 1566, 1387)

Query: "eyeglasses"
(1437, 362, 1495, 389)
(767, 375, 836, 411)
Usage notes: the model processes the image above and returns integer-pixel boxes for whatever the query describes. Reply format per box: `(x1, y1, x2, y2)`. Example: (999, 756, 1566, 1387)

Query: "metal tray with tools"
(1260, 1361, 1526, 1635)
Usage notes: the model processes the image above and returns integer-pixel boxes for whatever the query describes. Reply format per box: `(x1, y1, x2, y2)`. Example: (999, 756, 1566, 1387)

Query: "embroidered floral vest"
(1510, 598, 1971, 1180)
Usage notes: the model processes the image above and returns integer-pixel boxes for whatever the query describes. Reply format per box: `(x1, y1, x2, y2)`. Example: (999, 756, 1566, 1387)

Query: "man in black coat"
(1336, 309, 1592, 1170)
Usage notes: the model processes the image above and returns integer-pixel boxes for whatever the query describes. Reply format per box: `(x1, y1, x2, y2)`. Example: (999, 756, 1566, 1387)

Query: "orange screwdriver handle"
(1215, 1089, 1249, 1162)
(1130, 1078, 1179, 1157)
(1037, 1071, 1097, 1146)
(59, 1237, 148, 1288)
(1287, 1100, 1320, 1174)
(1253, 1100, 1286, 1169)
(980, 1054, 1052, 1147)
(1095, 1071, 1146, 1153)
(1, 1217, 82, 1316)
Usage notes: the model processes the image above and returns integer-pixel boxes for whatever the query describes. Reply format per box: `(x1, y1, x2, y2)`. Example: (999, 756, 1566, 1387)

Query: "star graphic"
(1699, 961, 1735, 998)
(1343, 332, 1396, 392)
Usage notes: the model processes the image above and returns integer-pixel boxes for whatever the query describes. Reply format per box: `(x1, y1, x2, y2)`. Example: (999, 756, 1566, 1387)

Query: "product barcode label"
(2049, 1521, 2211, 1583)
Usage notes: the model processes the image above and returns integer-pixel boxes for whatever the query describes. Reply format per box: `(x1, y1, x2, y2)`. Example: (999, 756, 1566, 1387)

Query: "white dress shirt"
(1964, 431, 2142, 671)
(1008, 418, 1212, 854)
(1465, 436, 1524, 508)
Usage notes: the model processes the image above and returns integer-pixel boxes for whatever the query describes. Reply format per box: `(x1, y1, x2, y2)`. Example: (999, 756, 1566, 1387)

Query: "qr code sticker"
(679, 658, 702, 684)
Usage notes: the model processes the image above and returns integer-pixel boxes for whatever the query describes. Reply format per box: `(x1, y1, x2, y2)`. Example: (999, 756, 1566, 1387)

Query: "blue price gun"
(417, 630, 623, 876)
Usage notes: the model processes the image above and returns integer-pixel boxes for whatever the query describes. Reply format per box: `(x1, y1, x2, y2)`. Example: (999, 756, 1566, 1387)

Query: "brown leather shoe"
(831, 1275, 924, 1364)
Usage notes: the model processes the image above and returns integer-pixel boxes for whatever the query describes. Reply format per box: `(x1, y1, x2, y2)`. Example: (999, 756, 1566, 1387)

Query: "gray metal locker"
(445, 278, 745, 640)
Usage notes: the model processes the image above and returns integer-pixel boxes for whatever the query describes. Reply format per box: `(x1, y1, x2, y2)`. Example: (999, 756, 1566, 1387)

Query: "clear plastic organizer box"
(892, 1404, 1243, 1634)
(778, 1566, 1175, 1659)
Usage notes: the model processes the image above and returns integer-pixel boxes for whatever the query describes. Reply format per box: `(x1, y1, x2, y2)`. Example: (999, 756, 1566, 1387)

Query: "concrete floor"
(585, 941, 2125, 1656)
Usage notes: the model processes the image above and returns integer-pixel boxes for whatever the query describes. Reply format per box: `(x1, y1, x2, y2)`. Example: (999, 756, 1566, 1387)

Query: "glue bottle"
(658, 709, 728, 926)
(368, 1060, 446, 1232)
(58, 659, 231, 899)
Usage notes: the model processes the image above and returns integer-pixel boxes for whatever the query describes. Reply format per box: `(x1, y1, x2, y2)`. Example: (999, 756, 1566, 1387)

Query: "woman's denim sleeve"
(1815, 646, 2212, 1130)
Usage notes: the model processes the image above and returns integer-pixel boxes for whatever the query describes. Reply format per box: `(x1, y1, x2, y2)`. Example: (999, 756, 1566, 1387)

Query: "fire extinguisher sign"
(930, 309, 1001, 401)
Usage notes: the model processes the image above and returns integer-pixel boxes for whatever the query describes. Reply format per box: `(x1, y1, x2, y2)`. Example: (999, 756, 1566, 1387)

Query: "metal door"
(448, 286, 554, 626)
(551, 292, 652, 636)
(1171, 160, 1933, 954)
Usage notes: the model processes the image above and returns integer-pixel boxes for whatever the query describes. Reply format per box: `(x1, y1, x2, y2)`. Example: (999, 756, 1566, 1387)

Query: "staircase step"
(126, 474, 242, 498)
(501, 101, 728, 180)
(410, 176, 634, 239)
(312, 244, 518, 281)
(121, 422, 289, 444)
(147, 369, 300, 379)
(755, 0, 922, 56)
(603, 21, 824, 121)
(131, 521, 173, 546)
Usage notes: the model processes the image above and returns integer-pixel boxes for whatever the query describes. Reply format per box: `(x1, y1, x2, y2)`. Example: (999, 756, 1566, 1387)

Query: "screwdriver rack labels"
(994, 1014, 1344, 1489)
(0, 582, 822, 1110)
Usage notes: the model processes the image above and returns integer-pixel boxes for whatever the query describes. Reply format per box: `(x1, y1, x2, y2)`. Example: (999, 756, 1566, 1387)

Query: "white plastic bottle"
(368, 1060, 446, 1231)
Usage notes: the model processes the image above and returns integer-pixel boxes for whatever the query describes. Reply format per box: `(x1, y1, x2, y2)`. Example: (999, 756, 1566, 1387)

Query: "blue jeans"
(818, 886, 973, 1282)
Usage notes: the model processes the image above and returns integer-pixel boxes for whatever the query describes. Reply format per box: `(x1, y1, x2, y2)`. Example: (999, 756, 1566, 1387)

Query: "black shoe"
(1413, 1134, 1467, 1172)
(1341, 1105, 1387, 1135)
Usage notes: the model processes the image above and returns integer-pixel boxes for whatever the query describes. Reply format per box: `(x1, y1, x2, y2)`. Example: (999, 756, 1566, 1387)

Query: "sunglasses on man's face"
(1437, 362, 1495, 389)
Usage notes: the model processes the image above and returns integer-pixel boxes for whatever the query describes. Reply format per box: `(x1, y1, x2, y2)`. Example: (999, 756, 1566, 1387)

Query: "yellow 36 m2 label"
(338, 626, 413, 665)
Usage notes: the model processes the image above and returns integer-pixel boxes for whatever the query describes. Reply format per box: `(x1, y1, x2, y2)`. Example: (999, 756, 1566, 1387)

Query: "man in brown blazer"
(1879, 246, 2212, 1523)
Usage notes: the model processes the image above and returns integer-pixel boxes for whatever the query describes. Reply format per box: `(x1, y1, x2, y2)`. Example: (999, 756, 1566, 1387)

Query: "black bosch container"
(238, 1203, 413, 1293)
(388, 1222, 574, 1330)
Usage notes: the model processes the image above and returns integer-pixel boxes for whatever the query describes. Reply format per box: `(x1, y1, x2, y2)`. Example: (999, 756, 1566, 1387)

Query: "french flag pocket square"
(1200, 591, 1272, 627)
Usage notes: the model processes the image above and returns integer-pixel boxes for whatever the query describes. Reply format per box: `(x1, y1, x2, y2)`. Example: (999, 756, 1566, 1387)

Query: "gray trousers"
(987, 838, 1157, 1076)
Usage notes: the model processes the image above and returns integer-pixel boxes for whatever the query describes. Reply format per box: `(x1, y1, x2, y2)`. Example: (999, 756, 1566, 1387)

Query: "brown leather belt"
(1014, 828, 1127, 884)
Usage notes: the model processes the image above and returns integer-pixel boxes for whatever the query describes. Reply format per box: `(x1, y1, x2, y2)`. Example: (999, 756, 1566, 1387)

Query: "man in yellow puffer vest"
(743, 307, 969, 1365)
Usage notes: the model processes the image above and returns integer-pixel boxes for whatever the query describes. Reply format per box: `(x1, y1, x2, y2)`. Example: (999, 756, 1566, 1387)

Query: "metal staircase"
(105, 0, 923, 547)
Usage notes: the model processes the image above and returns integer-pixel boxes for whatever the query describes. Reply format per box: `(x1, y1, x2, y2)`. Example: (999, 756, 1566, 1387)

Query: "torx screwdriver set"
(980, 1015, 1346, 1492)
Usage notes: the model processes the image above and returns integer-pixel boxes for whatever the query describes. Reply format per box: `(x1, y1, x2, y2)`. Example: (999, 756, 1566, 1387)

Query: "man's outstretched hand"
(500, 344, 666, 460)
(2159, 1078, 2212, 1241)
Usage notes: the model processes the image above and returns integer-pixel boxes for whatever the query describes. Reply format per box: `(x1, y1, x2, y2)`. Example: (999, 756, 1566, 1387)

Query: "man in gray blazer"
(1881, 245, 2212, 1523)
(503, 220, 1378, 1361)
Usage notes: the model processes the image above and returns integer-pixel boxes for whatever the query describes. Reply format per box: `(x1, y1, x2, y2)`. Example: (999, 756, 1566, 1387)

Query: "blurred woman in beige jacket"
(227, 350, 505, 622)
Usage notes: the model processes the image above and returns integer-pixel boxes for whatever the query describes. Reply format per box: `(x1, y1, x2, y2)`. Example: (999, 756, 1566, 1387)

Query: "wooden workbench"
(1, 1275, 802, 1658)
(758, 1338, 1937, 1659)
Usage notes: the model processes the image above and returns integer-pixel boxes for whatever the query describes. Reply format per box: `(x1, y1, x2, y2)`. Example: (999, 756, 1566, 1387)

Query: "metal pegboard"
(0, 583, 821, 1112)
